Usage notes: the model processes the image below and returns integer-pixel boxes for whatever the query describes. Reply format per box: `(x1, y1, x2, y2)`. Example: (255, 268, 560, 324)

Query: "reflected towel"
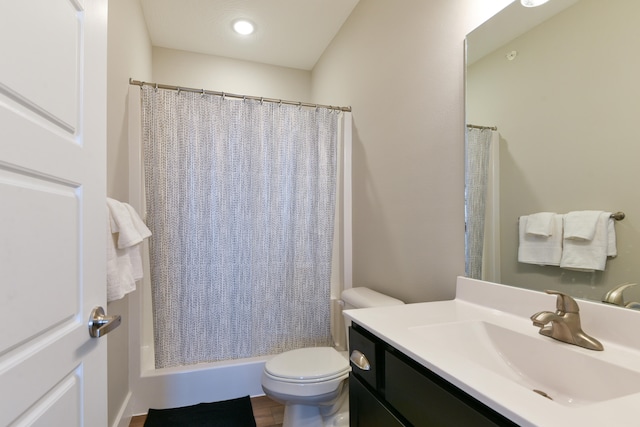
(525, 212, 556, 237)
(608, 217, 617, 257)
(518, 214, 563, 266)
(560, 212, 612, 272)
(563, 210, 602, 241)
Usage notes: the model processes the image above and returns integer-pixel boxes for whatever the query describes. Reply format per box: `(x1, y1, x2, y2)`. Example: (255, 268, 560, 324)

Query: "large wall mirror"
(465, 0, 640, 305)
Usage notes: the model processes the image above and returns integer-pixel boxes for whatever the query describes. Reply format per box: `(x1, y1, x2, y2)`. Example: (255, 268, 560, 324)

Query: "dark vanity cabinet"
(348, 323, 519, 427)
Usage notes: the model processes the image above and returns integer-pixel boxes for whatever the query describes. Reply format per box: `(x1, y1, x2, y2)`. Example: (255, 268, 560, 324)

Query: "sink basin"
(410, 321, 640, 406)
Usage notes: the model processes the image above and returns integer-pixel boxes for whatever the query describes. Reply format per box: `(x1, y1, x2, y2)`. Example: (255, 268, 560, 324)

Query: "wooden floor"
(128, 395, 284, 427)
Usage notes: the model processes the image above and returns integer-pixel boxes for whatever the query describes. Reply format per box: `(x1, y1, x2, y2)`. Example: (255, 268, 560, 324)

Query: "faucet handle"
(545, 290, 580, 313)
(602, 282, 639, 306)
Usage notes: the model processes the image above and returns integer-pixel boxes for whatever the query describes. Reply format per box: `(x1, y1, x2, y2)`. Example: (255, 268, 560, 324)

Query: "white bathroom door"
(0, 0, 109, 426)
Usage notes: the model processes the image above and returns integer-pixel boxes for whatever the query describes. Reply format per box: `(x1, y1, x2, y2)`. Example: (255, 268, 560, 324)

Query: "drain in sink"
(533, 389, 553, 400)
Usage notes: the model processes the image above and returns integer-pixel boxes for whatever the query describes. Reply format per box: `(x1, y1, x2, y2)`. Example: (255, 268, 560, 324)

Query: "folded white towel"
(106, 198, 152, 302)
(107, 198, 150, 248)
(560, 211, 611, 271)
(518, 214, 563, 266)
(563, 210, 603, 241)
(525, 212, 556, 237)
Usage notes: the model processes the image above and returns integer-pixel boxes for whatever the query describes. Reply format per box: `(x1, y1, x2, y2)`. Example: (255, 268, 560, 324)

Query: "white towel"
(563, 210, 602, 241)
(107, 209, 136, 302)
(107, 198, 151, 248)
(106, 198, 152, 302)
(560, 211, 612, 271)
(518, 214, 563, 266)
(525, 212, 556, 237)
(608, 217, 617, 257)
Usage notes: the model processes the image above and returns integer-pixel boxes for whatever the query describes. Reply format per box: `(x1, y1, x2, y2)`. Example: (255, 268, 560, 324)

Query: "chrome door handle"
(350, 350, 371, 371)
(88, 306, 121, 338)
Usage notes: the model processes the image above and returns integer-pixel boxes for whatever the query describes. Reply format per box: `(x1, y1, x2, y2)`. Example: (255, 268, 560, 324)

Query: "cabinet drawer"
(385, 350, 518, 427)
(349, 324, 379, 390)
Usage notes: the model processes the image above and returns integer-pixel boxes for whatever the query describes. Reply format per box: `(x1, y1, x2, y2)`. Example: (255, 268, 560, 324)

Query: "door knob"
(88, 306, 121, 338)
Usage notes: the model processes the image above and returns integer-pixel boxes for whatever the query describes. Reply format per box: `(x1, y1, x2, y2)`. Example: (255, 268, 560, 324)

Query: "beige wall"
(106, 0, 152, 425)
(313, 0, 510, 303)
(152, 47, 312, 102)
(467, 0, 640, 301)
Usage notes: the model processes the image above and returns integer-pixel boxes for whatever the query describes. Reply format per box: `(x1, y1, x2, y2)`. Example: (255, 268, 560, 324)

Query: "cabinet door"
(385, 351, 518, 427)
(349, 376, 406, 427)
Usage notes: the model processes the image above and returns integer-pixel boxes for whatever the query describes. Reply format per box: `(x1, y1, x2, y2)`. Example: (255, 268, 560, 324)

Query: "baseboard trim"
(112, 391, 134, 427)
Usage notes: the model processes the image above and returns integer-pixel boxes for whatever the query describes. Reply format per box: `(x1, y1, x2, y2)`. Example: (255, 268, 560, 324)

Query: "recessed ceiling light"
(233, 19, 255, 35)
(520, 0, 550, 7)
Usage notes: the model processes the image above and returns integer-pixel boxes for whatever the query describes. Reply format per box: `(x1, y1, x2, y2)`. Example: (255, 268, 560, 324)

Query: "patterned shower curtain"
(141, 86, 338, 368)
(465, 128, 494, 280)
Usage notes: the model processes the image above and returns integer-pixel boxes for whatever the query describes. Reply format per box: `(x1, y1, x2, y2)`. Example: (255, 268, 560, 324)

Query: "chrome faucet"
(531, 290, 604, 351)
(602, 283, 640, 309)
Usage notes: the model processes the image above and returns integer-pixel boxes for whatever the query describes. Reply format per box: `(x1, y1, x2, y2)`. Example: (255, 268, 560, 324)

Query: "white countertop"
(343, 277, 640, 427)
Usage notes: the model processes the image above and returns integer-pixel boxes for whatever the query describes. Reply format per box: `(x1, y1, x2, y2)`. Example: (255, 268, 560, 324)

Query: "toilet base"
(280, 383, 349, 427)
(283, 404, 324, 427)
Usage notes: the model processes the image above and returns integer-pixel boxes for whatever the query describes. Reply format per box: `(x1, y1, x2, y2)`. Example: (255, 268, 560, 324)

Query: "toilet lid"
(265, 347, 349, 381)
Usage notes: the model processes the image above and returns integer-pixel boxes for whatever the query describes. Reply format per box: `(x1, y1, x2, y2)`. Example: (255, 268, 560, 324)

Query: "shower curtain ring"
(298, 102, 302, 110)
(201, 89, 205, 97)
(260, 97, 264, 105)
(221, 92, 226, 100)
(177, 87, 181, 95)
(154, 83, 158, 92)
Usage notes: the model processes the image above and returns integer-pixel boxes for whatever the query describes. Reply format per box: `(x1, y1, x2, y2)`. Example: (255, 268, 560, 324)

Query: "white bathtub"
(128, 278, 276, 416)
(127, 281, 347, 416)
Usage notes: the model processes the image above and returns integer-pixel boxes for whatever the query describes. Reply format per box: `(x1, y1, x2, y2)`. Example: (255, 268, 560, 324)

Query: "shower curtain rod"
(129, 78, 352, 112)
(467, 124, 498, 131)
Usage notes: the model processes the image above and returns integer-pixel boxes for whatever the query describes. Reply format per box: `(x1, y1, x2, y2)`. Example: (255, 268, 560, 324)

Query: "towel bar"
(611, 212, 625, 221)
(518, 211, 626, 222)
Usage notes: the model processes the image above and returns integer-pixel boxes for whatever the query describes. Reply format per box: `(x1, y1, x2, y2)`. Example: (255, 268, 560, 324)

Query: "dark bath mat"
(143, 395, 256, 427)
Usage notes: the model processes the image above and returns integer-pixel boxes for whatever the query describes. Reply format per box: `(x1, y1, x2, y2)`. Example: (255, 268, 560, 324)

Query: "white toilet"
(261, 287, 404, 427)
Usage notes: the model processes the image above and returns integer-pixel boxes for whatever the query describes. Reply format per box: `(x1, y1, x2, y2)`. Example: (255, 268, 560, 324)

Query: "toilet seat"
(265, 347, 350, 383)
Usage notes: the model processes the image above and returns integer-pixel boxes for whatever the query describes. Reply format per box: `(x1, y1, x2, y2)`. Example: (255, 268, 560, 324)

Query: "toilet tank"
(337, 287, 404, 351)
(341, 287, 404, 310)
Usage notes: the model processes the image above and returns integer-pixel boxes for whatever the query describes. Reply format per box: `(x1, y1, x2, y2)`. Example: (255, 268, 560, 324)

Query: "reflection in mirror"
(465, 0, 640, 304)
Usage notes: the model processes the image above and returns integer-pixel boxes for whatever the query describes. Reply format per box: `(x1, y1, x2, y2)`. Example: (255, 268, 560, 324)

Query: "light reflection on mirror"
(465, 0, 640, 305)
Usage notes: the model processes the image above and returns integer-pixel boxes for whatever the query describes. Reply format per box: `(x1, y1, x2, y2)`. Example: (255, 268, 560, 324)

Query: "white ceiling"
(140, 0, 360, 71)
(466, 0, 578, 64)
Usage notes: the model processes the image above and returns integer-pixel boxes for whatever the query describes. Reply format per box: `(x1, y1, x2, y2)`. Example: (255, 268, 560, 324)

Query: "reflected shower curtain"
(141, 86, 337, 368)
(465, 128, 495, 280)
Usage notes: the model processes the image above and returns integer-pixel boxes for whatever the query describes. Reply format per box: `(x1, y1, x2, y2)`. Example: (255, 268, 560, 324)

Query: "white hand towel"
(563, 210, 603, 241)
(560, 211, 611, 272)
(107, 198, 149, 248)
(107, 206, 137, 302)
(518, 214, 563, 266)
(123, 203, 151, 280)
(607, 216, 617, 257)
(106, 199, 152, 302)
(525, 212, 556, 237)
